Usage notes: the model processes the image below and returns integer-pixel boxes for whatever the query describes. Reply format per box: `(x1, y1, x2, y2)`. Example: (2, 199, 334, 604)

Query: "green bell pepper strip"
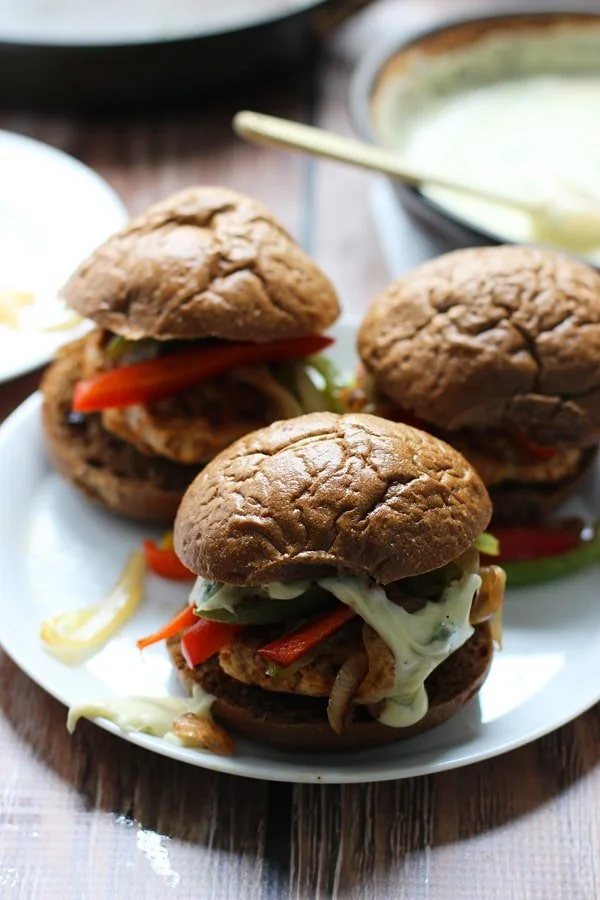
(503, 526, 600, 587)
(472, 532, 500, 556)
(303, 355, 347, 413)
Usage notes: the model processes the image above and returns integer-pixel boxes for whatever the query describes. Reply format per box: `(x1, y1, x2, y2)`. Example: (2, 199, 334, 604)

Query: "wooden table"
(1, 2, 598, 897)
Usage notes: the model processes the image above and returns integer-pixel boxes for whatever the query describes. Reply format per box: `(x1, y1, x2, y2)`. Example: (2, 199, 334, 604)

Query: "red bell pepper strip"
(72, 334, 334, 412)
(512, 431, 557, 460)
(142, 539, 194, 581)
(502, 525, 600, 587)
(136, 605, 198, 650)
(257, 605, 356, 668)
(484, 527, 579, 564)
(181, 619, 242, 669)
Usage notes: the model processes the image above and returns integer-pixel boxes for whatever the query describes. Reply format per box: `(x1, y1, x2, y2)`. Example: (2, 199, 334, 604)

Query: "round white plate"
(0, 129, 127, 383)
(0, 0, 319, 44)
(0, 323, 599, 783)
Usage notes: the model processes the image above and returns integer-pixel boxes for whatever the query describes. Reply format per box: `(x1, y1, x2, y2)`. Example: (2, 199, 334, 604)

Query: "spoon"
(233, 110, 600, 253)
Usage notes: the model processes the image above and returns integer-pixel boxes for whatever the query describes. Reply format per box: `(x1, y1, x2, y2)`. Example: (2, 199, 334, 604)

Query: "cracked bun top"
(359, 246, 600, 447)
(174, 412, 492, 585)
(61, 186, 340, 342)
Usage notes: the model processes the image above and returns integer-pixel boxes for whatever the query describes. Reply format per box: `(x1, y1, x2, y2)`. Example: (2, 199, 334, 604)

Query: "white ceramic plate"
(0, 323, 599, 784)
(0, 129, 127, 383)
(0, 0, 319, 44)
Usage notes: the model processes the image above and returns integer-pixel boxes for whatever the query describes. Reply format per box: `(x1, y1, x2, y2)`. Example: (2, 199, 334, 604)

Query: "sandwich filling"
(72, 329, 342, 465)
(344, 369, 585, 490)
(184, 541, 504, 733)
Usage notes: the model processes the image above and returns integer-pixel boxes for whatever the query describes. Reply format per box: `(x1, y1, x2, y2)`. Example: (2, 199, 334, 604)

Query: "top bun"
(359, 246, 600, 447)
(174, 412, 491, 585)
(61, 186, 340, 342)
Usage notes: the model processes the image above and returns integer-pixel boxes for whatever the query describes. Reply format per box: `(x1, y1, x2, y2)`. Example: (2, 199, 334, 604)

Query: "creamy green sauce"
(376, 25, 600, 259)
(191, 577, 310, 612)
(67, 686, 214, 740)
(320, 572, 478, 727)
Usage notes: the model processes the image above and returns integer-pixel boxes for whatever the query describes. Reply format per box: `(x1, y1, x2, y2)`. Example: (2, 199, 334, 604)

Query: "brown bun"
(168, 623, 493, 753)
(359, 246, 600, 447)
(174, 412, 491, 585)
(41, 336, 200, 522)
(61, 186, 340, 342)
(490, 446, 598, 525)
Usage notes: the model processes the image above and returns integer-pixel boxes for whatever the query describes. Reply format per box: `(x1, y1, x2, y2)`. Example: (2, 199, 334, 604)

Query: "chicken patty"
(219, 621, 364, 697)
(81, 330, 302, 464)
(344, 374, 583, 488)
(450, 434, 583, 487)
(101, 365, 295, 464)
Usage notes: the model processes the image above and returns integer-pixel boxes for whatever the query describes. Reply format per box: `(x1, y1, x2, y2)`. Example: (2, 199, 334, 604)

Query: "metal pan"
(0, 0, 373, 110)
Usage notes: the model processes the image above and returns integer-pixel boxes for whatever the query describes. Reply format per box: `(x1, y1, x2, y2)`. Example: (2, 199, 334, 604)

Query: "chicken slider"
(41, 186, 340, 521)
(356, 246, 600, 524)
(169, 412, 504, 752)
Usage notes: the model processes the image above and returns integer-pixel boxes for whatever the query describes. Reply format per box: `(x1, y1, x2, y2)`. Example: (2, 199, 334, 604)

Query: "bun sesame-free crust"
(167, 622, 493, 752)
(359, 246, 600, 447)
(61, 186, 340, 342)
(174, 412, 491, 585)
(41, 336, 200, 522)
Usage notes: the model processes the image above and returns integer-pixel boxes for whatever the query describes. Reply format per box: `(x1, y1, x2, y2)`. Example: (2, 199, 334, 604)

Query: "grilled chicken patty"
(82, 329, 298, 465)
(346, 377, 584, 488)
(219, 620, 364, 697)
(102, 367, 285, 464)
(450, 434, 583, 487)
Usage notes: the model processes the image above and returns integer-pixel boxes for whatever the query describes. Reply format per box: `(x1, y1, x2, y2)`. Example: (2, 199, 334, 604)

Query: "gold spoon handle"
(233, 110, 540, 214)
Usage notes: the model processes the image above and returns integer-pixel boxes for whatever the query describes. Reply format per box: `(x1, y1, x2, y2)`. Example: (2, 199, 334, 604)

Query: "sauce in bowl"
(371, 19, 600, 260)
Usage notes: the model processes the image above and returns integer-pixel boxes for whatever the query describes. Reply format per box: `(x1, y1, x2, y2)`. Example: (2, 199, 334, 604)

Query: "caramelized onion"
(235, 365, 303, 418)
(327, 652, 368, 734)
(471, 565, 506, 624)
(171, 713, 236, 756)
(356, 624, 395, 705)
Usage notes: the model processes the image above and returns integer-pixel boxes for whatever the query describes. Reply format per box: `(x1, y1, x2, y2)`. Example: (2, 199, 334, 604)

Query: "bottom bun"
(490, 446, 597, 525)
(167, 623, 493, 753)
(41, 337, 201, 523)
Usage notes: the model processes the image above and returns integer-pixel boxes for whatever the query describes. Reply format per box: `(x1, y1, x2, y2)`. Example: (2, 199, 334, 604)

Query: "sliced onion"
(293, 363, 330, 413)
(490, 602, 504, 649)
(327, 652, 368, 734)
(471, 565, 506, 624)
(234, 365, 303, 419)
(40, 550, 146, 664)
(356, 624, 395, 704)
(171, 713, 236, 756)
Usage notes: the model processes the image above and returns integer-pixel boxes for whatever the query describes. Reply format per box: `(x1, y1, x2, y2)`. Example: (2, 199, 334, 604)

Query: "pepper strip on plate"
(72, 334, 334, 412)
(258, 605, 356, 668)
(136, 605, 198, 650)
(489, 527, 579, 564)
(143, 539, 194, 581)
(501, 525, 600, 587)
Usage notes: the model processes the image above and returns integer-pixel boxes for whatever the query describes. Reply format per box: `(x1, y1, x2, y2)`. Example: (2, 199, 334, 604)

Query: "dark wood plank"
(0, 651, 275, 899)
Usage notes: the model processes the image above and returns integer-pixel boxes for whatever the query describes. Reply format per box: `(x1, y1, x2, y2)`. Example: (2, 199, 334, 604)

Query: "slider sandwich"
(168, 412, 504, 752)
(41, 186, 340, 521)
(355, 246, 600, 523)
